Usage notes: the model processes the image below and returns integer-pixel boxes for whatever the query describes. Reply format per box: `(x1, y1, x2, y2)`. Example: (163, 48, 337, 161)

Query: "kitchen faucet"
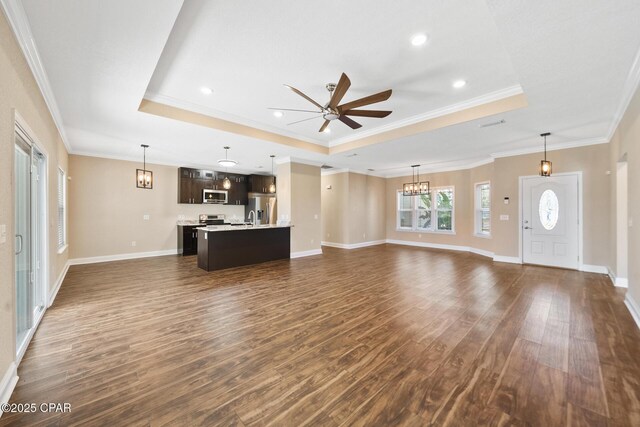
(248, 210, 256, 226)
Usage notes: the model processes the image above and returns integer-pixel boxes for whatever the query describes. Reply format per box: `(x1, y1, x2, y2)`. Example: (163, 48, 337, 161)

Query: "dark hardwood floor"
(2, 244, 640, 426)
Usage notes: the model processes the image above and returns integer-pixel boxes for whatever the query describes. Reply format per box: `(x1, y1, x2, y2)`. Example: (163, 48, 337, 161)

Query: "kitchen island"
(197, 225, 291, 271)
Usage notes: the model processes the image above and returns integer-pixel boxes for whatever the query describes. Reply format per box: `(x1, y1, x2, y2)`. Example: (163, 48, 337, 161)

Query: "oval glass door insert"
(538, 189, 559, 230)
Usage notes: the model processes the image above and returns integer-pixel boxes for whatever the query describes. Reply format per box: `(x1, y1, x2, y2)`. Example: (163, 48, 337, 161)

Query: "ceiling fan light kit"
(273, 73, 393, 132)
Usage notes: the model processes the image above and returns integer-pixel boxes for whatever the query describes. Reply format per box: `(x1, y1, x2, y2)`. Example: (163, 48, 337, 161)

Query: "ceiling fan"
(269, 73, 392, 132)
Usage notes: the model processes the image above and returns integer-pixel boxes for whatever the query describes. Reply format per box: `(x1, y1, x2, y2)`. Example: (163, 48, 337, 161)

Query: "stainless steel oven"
(203, 189, 228, 204)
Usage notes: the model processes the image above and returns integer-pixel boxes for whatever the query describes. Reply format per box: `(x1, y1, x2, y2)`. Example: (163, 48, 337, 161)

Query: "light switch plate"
(500, 214, 509, 221)
(143, 214, 150, 220)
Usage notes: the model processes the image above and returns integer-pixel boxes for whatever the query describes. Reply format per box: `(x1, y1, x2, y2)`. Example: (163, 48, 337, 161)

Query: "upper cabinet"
(248, 174, 276, 194)
(178, 167, 249, 205)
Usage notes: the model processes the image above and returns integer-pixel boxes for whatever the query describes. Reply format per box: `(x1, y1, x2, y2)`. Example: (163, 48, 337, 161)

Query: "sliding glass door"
(14, 129, 47, 360)
(15, 133, 32, 351)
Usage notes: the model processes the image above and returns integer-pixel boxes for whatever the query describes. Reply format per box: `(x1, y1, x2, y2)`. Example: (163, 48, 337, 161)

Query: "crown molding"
(1, 0, 71, 152)
(328, 85, 524, 147)
(490, 137, 608, 159)
(273, 156, 325, 168)
(144, 91, 326, 147)
(383, 157, 495, 178)
(320, 168, 387, 178)
(70, 149, 260, 176)
(606, 42, 640, 141)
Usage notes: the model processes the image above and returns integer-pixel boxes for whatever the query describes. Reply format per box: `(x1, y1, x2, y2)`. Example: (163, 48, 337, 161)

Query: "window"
(475, 182, 491, 236)
(397, 187, 455, 233)
(57, 167, 66, 249)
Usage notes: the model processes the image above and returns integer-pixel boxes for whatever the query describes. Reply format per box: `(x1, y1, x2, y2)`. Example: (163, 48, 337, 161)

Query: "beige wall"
(321, 173, 349, 244)
(609, 83, 640, 305)
(277, 162, 322, 254)
(384, 143, 610, 267)
(386, 168, 473, 247)
(68, 155, 244, 259)
(0, 11, 68, 377)
(492, 144, 610, 264)
(321, 172, 386, 246)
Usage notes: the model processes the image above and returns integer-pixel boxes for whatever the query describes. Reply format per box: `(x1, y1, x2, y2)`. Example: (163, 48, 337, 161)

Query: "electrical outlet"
(418, 234, 422, 238)
(311, 239, 315, 244)
(363, 233, 366, 239)
(327, 233, 330, 238)
(500, 215, 509, 221)
(314, 214, 318, 220)
(131, 241, 137, 247)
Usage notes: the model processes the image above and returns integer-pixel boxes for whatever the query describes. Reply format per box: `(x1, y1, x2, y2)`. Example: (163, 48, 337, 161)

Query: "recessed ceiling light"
(273, 111, 284, 118)
(411, 33, 428, 46)
(200, 87, 213, 95)
(452, 80, 466, 89)
(323, 127, 331, 134)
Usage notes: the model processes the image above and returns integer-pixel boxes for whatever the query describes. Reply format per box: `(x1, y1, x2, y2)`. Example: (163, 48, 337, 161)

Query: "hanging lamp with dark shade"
(403, 165, 429, 196)
(539, 132, 552, 177)
(268, 155, 276, 193)
(136, 144, 153, 189)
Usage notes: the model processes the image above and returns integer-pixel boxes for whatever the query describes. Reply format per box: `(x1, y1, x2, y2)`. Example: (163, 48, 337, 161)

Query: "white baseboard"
(69, 249, 179, 265)
(386, 239, 469, 252)
(385, 239, 494, 259)
(290, 248, 323, 259)
(0, 362, 18, 411)
(322, 240, 386, 250)
(608, 267, 629, 288)
(624, 293, 640, 330)
(579, 264, 609, 274)
(469, 247, 495, 258)
(48, 260, 70, 307)
(492, 255, 522, 264)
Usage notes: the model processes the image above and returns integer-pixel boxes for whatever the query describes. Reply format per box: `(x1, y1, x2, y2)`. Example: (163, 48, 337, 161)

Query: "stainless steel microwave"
(203, 189, 228, 204)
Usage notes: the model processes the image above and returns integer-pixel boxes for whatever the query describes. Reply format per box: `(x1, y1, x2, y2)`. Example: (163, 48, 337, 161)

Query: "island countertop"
(196, 224, 292, 232)
(197, 225, 291, 271)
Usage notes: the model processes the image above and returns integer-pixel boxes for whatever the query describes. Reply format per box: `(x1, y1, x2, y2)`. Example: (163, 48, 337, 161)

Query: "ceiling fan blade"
(319, 120, 330, 133)
(342, 109, 392, 118)
(338, 115, 362, 129)
(328, 73, 351, 109)
(283, 84, 324, 110)
(268, 107, 322, 113)
(287, 115, 323, 125)
(339, 89, 392, 112)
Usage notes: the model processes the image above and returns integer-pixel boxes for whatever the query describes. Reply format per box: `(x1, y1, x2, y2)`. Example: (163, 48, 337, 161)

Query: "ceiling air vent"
(479, 119, 506, 128)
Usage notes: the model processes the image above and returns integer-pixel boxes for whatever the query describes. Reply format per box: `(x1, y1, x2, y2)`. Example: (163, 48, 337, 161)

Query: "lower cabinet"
(177, 225, 198, 256)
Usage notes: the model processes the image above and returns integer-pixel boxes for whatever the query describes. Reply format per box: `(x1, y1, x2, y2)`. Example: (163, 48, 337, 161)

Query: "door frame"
(13, 111, 50, 365)
(518, 171, 583, 270)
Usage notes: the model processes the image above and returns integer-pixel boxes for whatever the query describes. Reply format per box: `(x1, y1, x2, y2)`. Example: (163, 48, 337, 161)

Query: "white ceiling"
(17, 0, 640, 176)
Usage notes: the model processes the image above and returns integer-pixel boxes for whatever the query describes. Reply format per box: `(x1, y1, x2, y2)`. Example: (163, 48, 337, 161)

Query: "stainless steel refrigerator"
(246, 193, 277, 225)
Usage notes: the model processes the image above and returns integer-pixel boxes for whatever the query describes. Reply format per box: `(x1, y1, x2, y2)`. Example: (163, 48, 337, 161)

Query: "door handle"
(15, 234, 23, 255)
(524, 226, 532, 230)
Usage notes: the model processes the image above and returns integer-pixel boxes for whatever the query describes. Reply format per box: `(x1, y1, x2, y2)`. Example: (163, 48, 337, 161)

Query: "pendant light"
(136, 144, 153, 189)
(403, 165, 429, 196)
(539, 132, 552, 177)
(268, 155, 276, 193)
(218, 146, 237, 168)
(220, 146, 232, 189)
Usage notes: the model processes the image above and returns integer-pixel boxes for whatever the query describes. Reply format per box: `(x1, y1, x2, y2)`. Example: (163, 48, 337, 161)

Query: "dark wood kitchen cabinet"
(178, 168, 216, 204)
(225, 174, 248, 205)
(177, 225, 199, 256)
(179, 167, 249, 205)
(248, 174, 276, 194)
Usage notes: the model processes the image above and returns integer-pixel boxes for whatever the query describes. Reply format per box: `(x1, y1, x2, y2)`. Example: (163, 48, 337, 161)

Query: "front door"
(522, 174, 579, 269)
